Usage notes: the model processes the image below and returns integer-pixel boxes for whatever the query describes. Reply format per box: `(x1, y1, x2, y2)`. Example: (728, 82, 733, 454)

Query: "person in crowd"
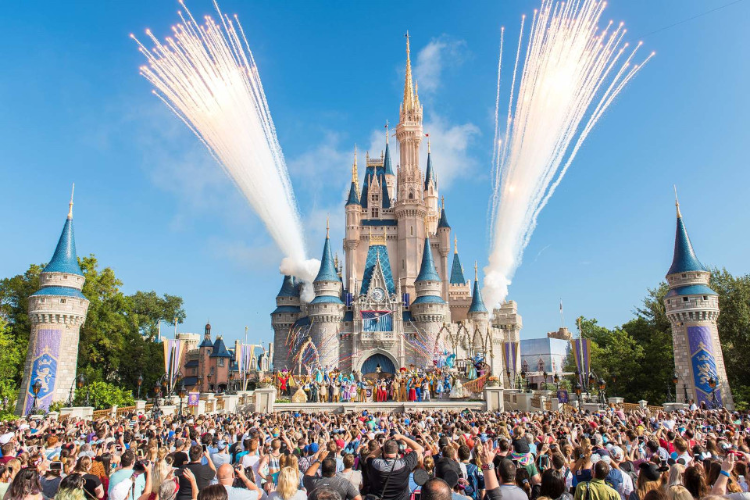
(54, 474, 87, 500)
(574, 462, 620, 500)
(6, 468, 44, 500)
(303, 450, 359, 500)
(268, 467, 305, 500)
(337, 455, 362, 492)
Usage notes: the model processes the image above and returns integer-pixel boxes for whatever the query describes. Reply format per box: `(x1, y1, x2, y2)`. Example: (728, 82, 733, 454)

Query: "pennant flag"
(163, 339, 185, 387)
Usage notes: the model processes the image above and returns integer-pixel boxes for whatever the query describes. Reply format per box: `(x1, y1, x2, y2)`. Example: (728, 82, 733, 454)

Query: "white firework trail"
(483, 0, 654, 307)
(132, 1, 320, 286)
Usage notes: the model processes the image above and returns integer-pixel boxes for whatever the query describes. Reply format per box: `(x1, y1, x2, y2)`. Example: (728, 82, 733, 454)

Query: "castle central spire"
(403, 32, 415, 113)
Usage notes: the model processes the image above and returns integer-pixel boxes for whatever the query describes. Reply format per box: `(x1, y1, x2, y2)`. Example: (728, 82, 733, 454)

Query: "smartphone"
(137, 449, 144, 458)
(202, 444, 207, 452)
(50, 462, 63, 472)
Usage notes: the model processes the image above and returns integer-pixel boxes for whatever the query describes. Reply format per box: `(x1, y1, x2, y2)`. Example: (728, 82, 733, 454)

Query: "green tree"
(73, 381, 135, 410)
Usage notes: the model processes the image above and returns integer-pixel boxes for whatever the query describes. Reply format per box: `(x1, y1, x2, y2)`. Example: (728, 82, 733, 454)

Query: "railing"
(92, 409, 109, 420)
(621, 403, 641, 412)
(116, 406, 136, 417)
(648, 405, 664, 413)
(544, 400, 552, 411)
(531, 395, 541, 409)
(205, 401, 214, 413)
(216, 398, 225, 411)
(463, 374, 489, 394)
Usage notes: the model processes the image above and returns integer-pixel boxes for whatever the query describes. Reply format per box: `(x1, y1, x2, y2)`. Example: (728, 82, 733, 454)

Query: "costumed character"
(392, 376, 400, 402)
(422, 378, 431, 401)
(415, 375, 422, 402)
(349, 381, 357, 402)
(408, 377, 417, 402)
(446, 354, 456, 369)
(278, 369, 291, 395)
(314, 367, 323, 384)
(450, 375, 464, 399)
(442, 374, 452, 399)
(292, 383, 307, 403)
(467, 362, 477, 380)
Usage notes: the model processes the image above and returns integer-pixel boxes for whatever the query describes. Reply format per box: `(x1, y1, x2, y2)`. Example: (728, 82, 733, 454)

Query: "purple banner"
(571, 339, 591, 387)
(163, 339, 185, 389)
(25, 329, 62, 414)
(187, 392, 200, 406)
(503, 342, 518, 374)
(688, 326, 721, 406)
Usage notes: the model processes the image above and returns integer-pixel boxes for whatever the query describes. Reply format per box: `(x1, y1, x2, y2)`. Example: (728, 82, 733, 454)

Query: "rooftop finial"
(68, 183, 75, 219)
(385, 120, 389, 145)
(427, 135, 431, 153)
(454, 235, 458, 254)
(326, 214, 330, 238)
(441, 195, 444, 210)
(674, 185, 682, 218)
(474, 261, 479, 282)
(352, 145, 359, 193)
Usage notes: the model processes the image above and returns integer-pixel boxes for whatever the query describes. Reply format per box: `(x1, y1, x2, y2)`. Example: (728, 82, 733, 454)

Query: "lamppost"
(672, 372, 679, 403)
(683, 376, 689, 405)
(554, 373, 560, 391)
(588, 372, 595, 393)
(178, 382, 186, 417)
(542, 371, 548, 391)
(197, 376, 203, 393)
(207, 372, 213, 394)
(520, 368, 527, 392)
(77, 374, 90, 406)
(137, 374, 143, 400)
(598, 378, 606, 406)
(575, 382, 582, 407)
(67, 380, 76, 407)
(152, 381, 162, 418)
(708, 377, 720, 409)
(506, 368, 512, 390)
(28, 380, 42, 415)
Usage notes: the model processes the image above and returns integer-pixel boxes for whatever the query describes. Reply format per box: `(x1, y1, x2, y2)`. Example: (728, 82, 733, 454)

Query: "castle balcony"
(360, 330, 396, 349)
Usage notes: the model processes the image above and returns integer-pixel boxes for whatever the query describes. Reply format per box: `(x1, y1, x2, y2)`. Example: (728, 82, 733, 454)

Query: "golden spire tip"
(674, 184, 682, 218)
(67, 183, 75, 219)
(326, 214, 330, 238)
(454, 235, 458, 254)
(474, 261, 478, 282)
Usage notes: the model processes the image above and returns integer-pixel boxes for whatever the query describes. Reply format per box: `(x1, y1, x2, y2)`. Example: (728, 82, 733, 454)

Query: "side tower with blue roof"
(17, 188, 90, 415)
(409, 236, 446, 366)
(270, 274, 302, 371)
(308, 220, 345, 369)
(664, 193, 734, 409)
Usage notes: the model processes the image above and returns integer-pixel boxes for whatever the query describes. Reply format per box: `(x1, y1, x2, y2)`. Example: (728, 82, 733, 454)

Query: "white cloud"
(414, 36, 467, 95)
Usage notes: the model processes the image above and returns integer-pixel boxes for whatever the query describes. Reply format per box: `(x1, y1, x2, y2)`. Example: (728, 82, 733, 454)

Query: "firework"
(484, 0, 653, 306)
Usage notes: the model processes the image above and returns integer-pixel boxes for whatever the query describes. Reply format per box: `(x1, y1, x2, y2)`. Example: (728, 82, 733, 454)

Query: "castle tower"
(271, 275, 302, 371)
(17, 190, 90, 415)
(467, 263, 497, 374)
(424, 144, 439, 234)
(395, 33, 427, 300)
(308, 221, 345, 369)
(448, 236, 472, 321)
(410, 236, 446, 366)
(209, 336, 232, 390)
(344, 149, 362, 292)
(383, 127, 396, 199)
(198, 322, 213, 392)
(437, 198, 451, 300)
(664, 196, 734, 408)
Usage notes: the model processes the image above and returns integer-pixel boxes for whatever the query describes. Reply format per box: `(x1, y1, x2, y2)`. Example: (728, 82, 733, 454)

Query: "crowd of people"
(0, 405, 747, 500)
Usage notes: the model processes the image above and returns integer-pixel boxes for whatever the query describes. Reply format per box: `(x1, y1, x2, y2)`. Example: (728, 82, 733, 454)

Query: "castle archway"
(359, 351, 397, 376)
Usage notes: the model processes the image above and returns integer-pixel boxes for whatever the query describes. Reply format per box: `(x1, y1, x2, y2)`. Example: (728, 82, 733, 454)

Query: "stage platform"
(273, 400, 487, 414)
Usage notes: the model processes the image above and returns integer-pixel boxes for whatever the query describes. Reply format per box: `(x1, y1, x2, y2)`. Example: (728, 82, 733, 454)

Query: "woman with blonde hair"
(666, 464, 685, 489)
(150, 449, 175, 500)
(666, 486, 692, 500)
(630, 463, 667, 500)
(268, 467, 305, 500)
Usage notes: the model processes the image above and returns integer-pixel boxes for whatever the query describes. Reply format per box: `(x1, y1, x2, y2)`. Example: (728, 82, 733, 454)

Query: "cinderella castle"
(271, 37, 523, 379)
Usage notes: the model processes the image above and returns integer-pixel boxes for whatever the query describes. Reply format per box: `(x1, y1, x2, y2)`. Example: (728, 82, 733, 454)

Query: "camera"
(133, 461, 149, 473)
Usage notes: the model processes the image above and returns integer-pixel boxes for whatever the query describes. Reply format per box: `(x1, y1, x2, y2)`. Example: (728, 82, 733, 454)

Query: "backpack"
(463, 463, 481, 500)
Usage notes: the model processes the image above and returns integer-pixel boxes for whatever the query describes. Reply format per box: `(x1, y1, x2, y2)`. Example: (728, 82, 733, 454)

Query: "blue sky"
(2, 0, 749, 347)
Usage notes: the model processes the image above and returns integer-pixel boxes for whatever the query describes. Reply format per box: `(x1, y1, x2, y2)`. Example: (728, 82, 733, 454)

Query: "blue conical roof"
(668, 211, 707, 276)
(314, 235, 340, 282)
(43, 217, 83, 275)
(383, 142, 394, 175)
(346, 181, 360, 206)
(210, 337, 232, 358)
(381, 177, 391, 209)
(416, 237, 441, 282)
(450, 252, 466, 285)
(438, 207, 450, 228)
(469, 278, 488, 313)
(424, 152, 436, 190)
(277, 275, 298, 297)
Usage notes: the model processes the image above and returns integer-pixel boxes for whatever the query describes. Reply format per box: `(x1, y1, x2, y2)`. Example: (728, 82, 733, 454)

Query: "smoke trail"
(484, 0, 653, 307)
(133, 1, 319, 285)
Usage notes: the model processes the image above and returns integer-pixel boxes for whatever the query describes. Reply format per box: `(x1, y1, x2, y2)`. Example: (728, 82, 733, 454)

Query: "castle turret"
(308, 220, 345, 369)
(271, 275, 301, 371)
(448, 236, 472, 321)
(395, 33, 427, 300)
(383, 127, 396, 198)
(664, 195, 733, 408)
(198, 322, 213, 392)
(17, 189, 90, 415)
(467, 263, 494, 372)
(437, 197, 451, 300)
(410, 236, 446, 366)
(344, 148, 362, 293)
(424, 144, 439, 234)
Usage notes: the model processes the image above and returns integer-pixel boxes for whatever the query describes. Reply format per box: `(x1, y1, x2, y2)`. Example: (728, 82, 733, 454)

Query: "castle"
(271, 37, 523, 380)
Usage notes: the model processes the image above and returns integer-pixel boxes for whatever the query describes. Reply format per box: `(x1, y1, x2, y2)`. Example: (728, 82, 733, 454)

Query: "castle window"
(60, 299, 66, 304)
(682, 274, 687, 278)
(410, 226, 414, 236)
(402, 260, 405, 270)
(219, 358, 225, 367)
(409, 191, 414, 200)
(703, 296, 708, 300)
(373, 194, 379, 202)
(63, 275, 68, 279)
(372, 208, 379, 218)
(683, 297, 689, 302)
